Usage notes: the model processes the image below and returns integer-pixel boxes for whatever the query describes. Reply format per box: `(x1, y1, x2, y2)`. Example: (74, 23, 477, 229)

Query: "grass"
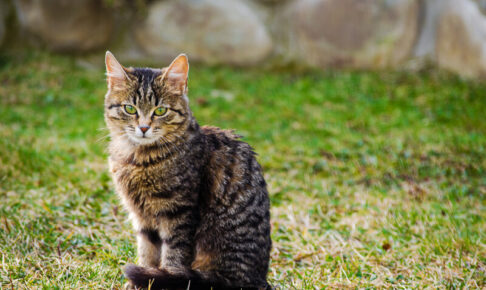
(0, 51, 485, 289)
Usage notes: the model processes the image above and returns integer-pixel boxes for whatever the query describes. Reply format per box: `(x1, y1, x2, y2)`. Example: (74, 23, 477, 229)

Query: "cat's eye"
(154, 107, 167, 116)
(124, 105, 137, 115)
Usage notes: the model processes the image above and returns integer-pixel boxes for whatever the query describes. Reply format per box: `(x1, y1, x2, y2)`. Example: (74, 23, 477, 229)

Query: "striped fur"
(104, 53, 271, 289)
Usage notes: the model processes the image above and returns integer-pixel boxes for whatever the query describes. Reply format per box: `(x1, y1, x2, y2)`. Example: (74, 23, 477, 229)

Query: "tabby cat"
(104, 51, 272, 289)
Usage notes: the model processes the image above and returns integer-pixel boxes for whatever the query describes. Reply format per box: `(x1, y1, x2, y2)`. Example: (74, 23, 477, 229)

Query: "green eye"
(124, 105, 137, 114)
(154, 107, 167, 116)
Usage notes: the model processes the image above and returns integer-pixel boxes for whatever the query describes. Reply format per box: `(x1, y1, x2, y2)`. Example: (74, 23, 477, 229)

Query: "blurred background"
(1, 0, 486, 78)
(0, 0, 485, 289)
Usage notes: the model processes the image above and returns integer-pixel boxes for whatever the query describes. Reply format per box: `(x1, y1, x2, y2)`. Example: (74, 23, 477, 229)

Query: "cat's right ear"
(159, 54, 189, 95)
(105, 51, 129, 90)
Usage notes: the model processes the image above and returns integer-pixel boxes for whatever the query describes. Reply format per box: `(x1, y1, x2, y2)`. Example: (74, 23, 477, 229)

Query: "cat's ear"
(161, 54, 189, 95)
(105, 51, 129, 89)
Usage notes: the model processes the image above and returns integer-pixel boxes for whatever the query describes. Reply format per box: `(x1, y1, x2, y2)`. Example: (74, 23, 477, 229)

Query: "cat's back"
(199, 125, 268, 207)
(195, 126, 271, 284)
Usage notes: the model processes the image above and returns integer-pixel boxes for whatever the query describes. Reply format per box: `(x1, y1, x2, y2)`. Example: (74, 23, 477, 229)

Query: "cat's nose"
(139, 125, 150, 133)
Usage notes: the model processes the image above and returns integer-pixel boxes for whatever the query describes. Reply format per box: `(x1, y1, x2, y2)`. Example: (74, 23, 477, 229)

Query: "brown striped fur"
(104, 52, 271, 289)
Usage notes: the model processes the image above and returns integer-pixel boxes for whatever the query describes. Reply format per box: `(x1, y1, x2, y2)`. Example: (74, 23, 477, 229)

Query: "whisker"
(95, 134, 111, 143)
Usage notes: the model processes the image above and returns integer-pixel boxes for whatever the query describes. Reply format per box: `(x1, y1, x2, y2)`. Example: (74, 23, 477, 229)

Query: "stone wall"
(2, 0, 486, 78)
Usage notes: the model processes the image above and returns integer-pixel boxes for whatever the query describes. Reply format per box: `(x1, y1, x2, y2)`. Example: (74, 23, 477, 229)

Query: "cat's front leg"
(158, 213, 197, 273)
(161, 240, 194, 273)
(137, 229, 162, 268)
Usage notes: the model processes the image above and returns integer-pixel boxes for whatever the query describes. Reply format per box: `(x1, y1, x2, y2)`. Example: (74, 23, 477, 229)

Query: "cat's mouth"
(127, 134, 158, 145)
(124, 127, 159, 145)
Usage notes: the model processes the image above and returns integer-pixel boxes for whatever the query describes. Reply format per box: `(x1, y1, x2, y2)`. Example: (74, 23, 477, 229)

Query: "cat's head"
(104, 52, 191, 146)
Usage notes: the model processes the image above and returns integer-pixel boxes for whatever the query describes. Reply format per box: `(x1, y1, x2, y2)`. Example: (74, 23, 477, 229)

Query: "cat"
(104, 51, 272, 290)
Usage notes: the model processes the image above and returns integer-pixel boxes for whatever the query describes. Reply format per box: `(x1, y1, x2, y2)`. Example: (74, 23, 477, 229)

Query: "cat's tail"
(123, 264, 270, 290)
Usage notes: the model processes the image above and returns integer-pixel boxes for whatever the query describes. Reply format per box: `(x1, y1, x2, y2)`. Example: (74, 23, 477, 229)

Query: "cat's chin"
(127, 135, 158, 146)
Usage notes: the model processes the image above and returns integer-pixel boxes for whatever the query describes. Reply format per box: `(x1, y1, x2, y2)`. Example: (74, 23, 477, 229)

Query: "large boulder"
(277, 0, 419, 69)
(14, 0, 113, 52)
(254, 0, 290, 5)
(436, 0, 486, 78)
(413, 0, 442, 60)
(473, 0, 486, 14)
(134, 0, 273, 65)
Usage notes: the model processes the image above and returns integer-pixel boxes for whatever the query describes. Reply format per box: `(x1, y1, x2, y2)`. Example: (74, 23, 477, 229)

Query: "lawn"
(0, 52, 485, 289)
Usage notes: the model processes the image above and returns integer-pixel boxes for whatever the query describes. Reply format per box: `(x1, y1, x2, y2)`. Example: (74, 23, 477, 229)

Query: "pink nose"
(139, 126, 149, 133)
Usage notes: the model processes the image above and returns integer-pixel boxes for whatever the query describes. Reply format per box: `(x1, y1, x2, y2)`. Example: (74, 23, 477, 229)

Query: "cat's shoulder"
(200, 125, 242, 141)
(200, 125, 254, 156)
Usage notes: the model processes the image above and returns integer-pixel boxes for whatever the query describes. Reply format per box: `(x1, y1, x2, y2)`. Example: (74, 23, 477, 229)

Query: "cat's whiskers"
(170, 134, 190, 155)
(161, 135, 184, 157)
(95, 127, 113, 143)
(162, 134, 186, 166)
(158, 136, 177, 167)
(95, 133, 111, 143)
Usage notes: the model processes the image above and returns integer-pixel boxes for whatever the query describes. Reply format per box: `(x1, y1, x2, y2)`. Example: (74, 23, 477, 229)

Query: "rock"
(277, 0, 419, 69)
(473, 0, 486, 14)
(436, 0, 486, 78)
(254, 0, 290, 5)
(14, 0, 113, 52)
(135, 0, 273, 65)
(413, 0, 443, 59)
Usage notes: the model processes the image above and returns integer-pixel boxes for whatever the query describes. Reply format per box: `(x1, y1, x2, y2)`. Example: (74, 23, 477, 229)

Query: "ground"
(0, 52, 485, 288)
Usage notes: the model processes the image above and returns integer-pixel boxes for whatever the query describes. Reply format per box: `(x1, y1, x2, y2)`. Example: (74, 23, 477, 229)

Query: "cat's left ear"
(161, 54, 189, 95)
(105, 51, 130, 90)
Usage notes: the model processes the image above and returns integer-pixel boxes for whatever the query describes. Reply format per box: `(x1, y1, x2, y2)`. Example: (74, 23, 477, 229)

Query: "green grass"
(0, 52, 485, 288)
